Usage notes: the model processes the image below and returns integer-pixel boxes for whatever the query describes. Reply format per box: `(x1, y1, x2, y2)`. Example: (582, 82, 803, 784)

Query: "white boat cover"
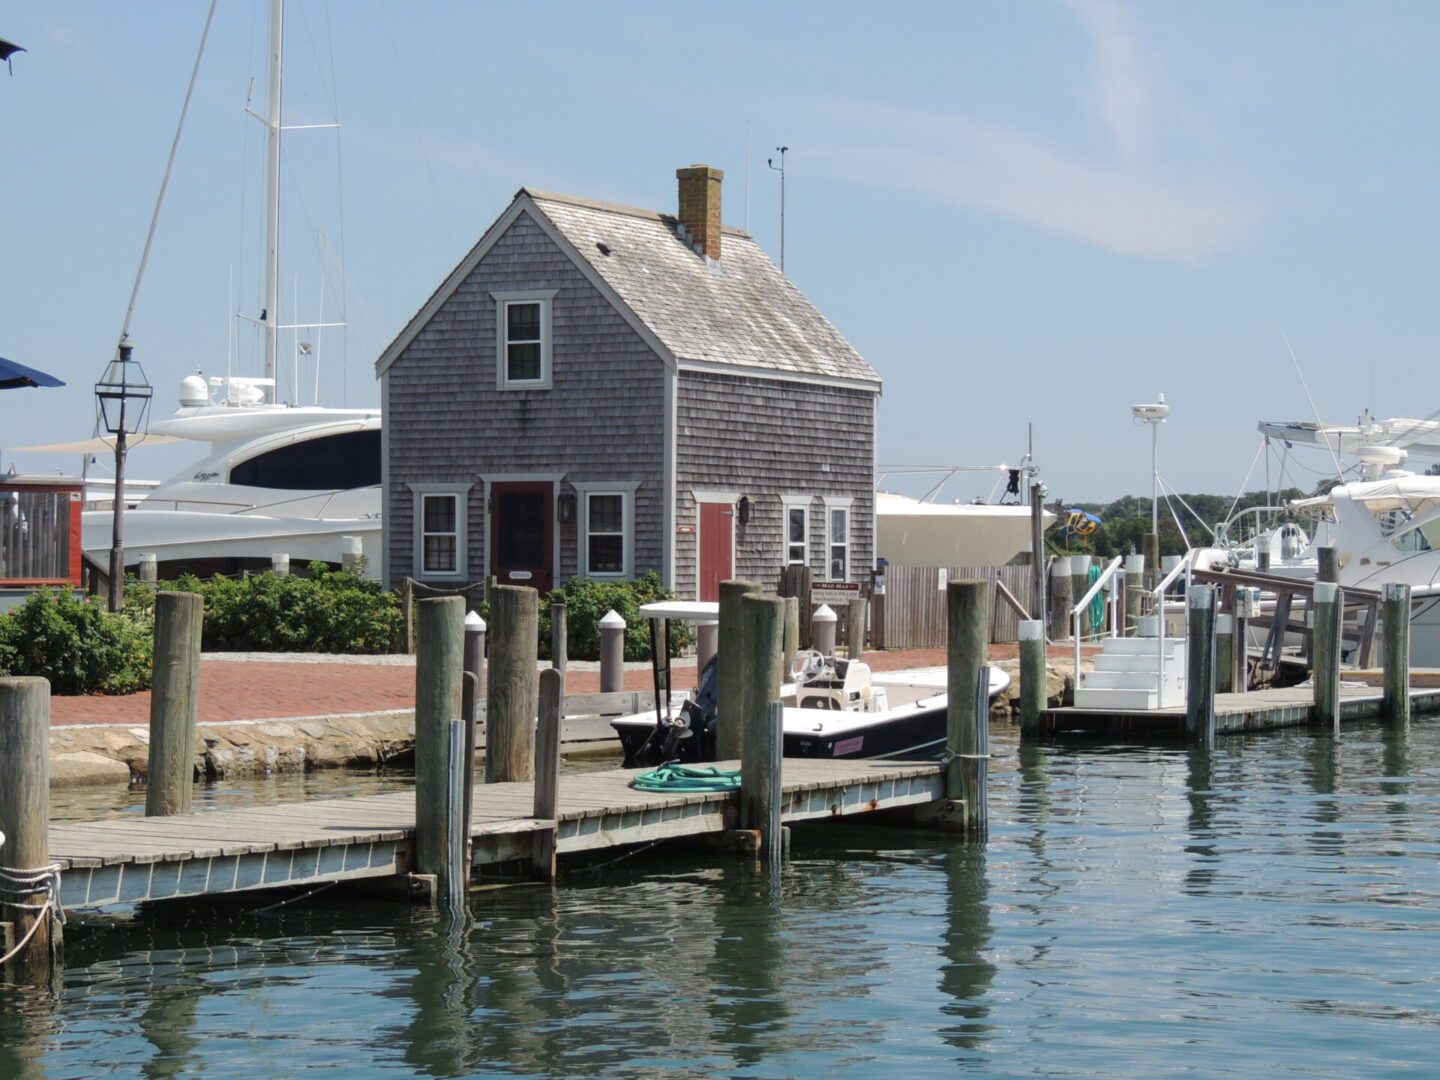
(876, 491, 1054, 568)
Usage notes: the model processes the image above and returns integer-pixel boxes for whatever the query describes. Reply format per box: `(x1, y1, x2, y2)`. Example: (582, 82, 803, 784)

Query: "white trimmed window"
(492, 289, 556, 390)
(781, 495, 811, 565)
(409, 484, 469, 580)
(824, 496, 853, 580)
(573, 480, 640, 578)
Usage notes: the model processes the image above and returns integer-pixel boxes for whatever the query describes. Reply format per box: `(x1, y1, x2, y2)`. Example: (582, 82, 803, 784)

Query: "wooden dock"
(1042, 684, 1440, 738)
(49, 759, 945, 911)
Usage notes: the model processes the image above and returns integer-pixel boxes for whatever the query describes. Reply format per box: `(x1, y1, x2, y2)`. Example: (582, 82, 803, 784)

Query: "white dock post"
(271, 553, 290, 577)
(811, 603, 837, 657)
(599, 609, 625, 694)
(138, 552, 158, 583)
(341, 535, 364, 574)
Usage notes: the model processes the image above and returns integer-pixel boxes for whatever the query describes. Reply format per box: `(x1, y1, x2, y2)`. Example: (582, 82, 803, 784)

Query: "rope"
(0, 864, 64, 967)
(938, 746, 991, 765)
(629, 764, 741, 793)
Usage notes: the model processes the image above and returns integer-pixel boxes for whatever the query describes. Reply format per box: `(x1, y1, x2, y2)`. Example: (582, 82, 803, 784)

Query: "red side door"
(490, 482, 554, 594)
(698, 501, 733, 602)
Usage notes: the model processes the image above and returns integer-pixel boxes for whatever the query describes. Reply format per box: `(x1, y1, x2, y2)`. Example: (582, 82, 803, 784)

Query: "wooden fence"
(875, 565, 1036, 649)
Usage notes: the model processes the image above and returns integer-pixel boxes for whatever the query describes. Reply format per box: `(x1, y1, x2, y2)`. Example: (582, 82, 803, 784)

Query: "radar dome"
(179, 375, 210, 407)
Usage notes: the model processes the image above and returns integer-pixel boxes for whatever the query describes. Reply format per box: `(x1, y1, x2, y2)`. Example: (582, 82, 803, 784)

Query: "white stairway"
(1072, 634, 1187, 711)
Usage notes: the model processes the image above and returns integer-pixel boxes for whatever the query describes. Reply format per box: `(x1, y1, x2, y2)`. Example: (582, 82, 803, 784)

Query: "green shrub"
(0, 588, 153, 695)
(541, 571, 691, 661)
(167, 563, 402, 654)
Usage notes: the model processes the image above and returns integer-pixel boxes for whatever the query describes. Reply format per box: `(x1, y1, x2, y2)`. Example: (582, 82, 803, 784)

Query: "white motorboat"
(611, 601, 1010, 764)
(874, 463, 1052, 569)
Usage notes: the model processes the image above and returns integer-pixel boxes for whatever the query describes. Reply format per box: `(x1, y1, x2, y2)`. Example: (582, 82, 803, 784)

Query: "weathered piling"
(1312, 581, 1343, 734)
(1029, 481, 1047, 628)
(1018, 618, 1046, 735)
(718, 582, 762, 760)
(739, 593, 785, 864)
(402, 578, 415, 654)
(1185, 585, 1216, 744)
(847, 597, 867, 661)
(271, 553, 289, 577)
(461, 610, 485, 834)
(138, 552, 158, 583)
(1383, 583, 1411, 727)
(146, 591, 204, 817)
(1232, 590, 1252, 693)
(0, 677, 59, 982)
(1215, 613, 1235, 694)
(598, 609, 625, 694)
(1142, 534, 1160, 592)
(486, 585, 537, 783)
(946, 579, 989, 834)
(531, 667, 563, 882)
(1047, 557, 1072, 640)
(1123, 554, 1145, 635)
(811, 603, 837, 657)
(442, 718, 468, 916)
(1317, 545, 1338, 584)
(550, 601, 567, 674)
(782, 596, 799, 676)
(415, 596, 465, 884)
(1069, 555, 1093, 636)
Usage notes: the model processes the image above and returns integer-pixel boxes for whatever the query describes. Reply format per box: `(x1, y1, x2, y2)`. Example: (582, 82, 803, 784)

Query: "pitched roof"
(375, 187, 880, 390)
(525, 190, 879, 387)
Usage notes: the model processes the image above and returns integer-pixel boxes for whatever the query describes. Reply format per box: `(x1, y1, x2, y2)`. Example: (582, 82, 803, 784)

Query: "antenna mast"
(767, 145, 788, 272)
(263, 0, 284, 399)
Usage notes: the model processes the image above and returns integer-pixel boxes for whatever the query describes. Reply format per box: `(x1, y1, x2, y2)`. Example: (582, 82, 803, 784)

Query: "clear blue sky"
(2, 1, 1436, 503)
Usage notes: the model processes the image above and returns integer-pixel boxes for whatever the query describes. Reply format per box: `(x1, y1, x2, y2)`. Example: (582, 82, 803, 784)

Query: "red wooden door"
(490, 482, 554, 594)
(698, 502, 733, 602)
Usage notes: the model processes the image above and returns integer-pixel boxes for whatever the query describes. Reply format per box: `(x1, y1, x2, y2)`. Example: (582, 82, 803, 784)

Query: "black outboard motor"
(631, 655, 719, 766)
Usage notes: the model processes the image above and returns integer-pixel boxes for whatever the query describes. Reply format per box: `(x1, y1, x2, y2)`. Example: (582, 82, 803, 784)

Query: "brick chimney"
(676, 164, 723, 260)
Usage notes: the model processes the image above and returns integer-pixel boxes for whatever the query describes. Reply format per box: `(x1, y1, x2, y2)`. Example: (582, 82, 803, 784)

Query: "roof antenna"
(767, 146, 788, 272)
(745, 119, 751, 232)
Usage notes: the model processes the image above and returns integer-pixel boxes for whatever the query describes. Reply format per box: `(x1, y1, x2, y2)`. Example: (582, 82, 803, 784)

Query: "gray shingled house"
(375, 165, 881, 601)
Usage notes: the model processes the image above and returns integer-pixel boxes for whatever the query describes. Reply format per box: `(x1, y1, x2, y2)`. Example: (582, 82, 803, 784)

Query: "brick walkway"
(46, 645, 1089, 729)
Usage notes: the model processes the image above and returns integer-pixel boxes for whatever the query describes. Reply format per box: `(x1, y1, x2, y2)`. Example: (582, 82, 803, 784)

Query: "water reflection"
(939, 844, 995, 1053)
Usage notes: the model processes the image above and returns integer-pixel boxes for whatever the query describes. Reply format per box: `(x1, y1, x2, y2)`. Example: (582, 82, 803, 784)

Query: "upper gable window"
(492, 289, 557, 391)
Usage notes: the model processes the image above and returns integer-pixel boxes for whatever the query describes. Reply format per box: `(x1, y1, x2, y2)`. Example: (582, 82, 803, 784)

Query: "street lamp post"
(95, 337, 152, 612)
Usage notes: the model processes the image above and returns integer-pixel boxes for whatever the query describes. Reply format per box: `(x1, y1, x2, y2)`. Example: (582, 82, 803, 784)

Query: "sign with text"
(811, 580, 861, 604)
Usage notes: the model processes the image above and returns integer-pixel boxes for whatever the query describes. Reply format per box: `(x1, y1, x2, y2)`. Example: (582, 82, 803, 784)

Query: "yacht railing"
(1071, 556, 1124, 681)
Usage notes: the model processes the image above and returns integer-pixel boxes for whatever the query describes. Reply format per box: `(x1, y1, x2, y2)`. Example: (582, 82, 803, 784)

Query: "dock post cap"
(599, 609, 627, 629)
(812, 604, 837, 622)
(1018, 619, 1044, 640)
(465, 610, 486, 631)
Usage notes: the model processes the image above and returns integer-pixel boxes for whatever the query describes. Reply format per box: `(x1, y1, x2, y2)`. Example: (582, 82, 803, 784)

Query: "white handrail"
(1153, 549, 1199, 695)
(1073, 556, 1124, 685)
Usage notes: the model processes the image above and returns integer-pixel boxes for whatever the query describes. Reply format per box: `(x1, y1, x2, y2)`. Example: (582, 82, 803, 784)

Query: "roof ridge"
(522, 188, 750, 238)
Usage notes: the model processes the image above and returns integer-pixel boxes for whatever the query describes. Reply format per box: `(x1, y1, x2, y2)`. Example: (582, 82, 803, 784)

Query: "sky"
(1, 1, 1437, 504)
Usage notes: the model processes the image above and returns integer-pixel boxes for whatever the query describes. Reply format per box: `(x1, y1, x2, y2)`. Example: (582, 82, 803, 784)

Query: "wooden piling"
(402, 578, 415, 654)
(739, 593, 785, 864)
(1232, 590, 1251, 693)
(1069, 555, 1092, 637)
(847, 597, 867, 661)
(598, 609, 625, 693)
(1029, 481, 1047, 630)
(945, 579, 989, 833)
(1142, 533, 1160, 592)
(1215, 613, 1234, 694)
(532, 667, 563, 882)
(145, 591, 204, 817)
(442, 718, 468, 916)
(1382, 582, 1411, 727)
(717, 579, 761, 760)
(0, 677, 58, 982)
(1018, 618, 1045, 735)
(1047, 557, 1071, 640)
(415, 595, 465, 882)
(486, 585, 537, 783)
(1317, 545, 1338, 584)
(1312, 581, 1343, 734)
(1185, 585, 1216, 744)
(550, 601, 567, 674)
(1123, 554, 1145, 635)
(782, 596, 799, 676)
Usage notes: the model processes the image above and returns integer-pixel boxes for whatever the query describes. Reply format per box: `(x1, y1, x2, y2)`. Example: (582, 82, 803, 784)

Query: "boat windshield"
(229, 429, 380, 490)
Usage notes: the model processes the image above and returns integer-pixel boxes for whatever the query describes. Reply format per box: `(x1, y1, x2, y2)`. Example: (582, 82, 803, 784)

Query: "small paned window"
(422, 494, 459, 575)
(587, 493, 625, 575)
(828, 506, 849, 580)
(787, 505, 808, 564)
(505, 302, 543, 383)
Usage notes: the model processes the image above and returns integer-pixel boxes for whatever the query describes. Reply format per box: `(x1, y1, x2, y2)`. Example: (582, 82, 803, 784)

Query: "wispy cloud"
(808, 3, 1263, 265)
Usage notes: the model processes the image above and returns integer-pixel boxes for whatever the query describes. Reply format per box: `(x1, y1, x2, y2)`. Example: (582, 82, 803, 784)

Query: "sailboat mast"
(263, 0, 284, 400)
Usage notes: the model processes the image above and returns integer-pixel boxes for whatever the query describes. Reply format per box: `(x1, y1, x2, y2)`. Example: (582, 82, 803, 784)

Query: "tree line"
(1053, 488, 1309, 559)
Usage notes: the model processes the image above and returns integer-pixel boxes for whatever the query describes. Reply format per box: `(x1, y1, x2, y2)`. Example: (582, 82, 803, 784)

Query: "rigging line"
(1160, 487, 1192, 550)
(1223, 439, 1267, 529)
(236, 0, 260, 377)
(414, 0, 491, 208)
(1279, 324, 1345, 483)
(1157, 476, 1217, 542)
(322, 0, 350, 406)
(119, 0, 220, 343)
(295, 0, 339, 117)
(380, 0, 453, 249)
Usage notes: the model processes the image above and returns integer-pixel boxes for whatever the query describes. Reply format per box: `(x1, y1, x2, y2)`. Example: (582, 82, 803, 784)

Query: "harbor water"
(3, 720, 1438, 1078)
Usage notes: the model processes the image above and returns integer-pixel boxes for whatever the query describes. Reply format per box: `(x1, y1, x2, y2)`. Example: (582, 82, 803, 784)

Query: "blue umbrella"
(0, 355, 65, 390)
